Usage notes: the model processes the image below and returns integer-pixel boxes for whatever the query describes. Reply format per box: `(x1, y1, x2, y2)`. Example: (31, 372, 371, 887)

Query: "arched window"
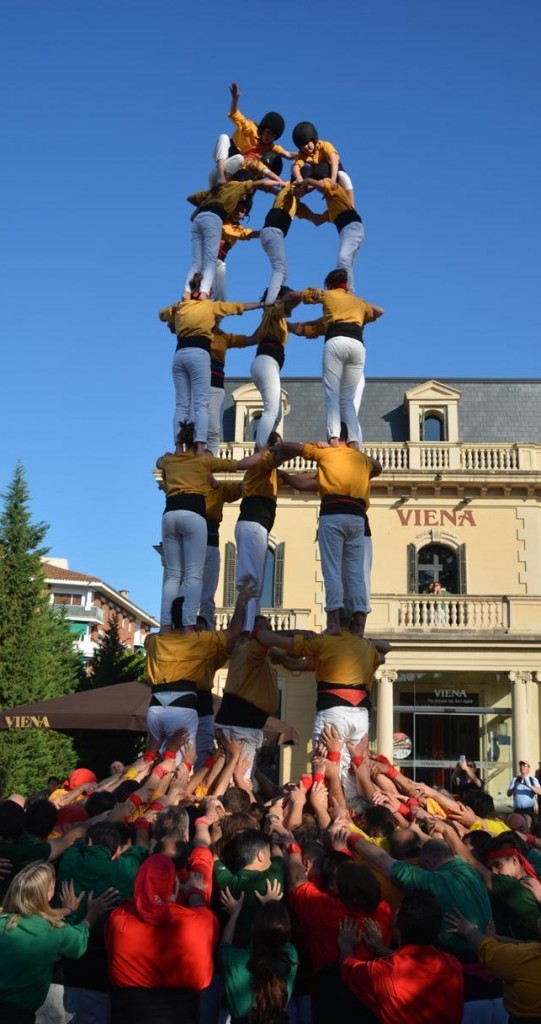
(407, 543, 467, 594)
(422, 412, 445, 442)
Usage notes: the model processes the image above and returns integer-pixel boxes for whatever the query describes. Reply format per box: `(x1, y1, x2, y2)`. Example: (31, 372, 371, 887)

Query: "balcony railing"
(218, 442, 538, 474)
(52, 604, 105, 624)
(214, 608, 308, 630)
(393, 596, 506, 630)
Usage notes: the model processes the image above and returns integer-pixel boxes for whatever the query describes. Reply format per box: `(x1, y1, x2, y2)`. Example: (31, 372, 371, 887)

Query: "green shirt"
(217, 940, 298, 1020)
(0, 837, 52, 901)
(390, 856, 492, 953)
(490, 873, 541, 940)
(55, 842, 148, 922)
(213, 857, 286, 946)
(0, 914, 89, 1011)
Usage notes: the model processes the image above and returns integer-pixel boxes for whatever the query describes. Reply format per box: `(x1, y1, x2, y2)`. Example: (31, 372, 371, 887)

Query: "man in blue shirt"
(507, 760, 541, 813)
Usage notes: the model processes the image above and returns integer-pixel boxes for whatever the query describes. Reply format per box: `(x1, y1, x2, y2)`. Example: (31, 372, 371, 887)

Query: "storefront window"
(387, 670, 512, 804)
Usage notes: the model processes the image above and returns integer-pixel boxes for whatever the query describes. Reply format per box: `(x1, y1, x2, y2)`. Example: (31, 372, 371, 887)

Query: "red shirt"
(177, 847, 213, 907)
(342, 944, 464, 1024)
(289, 880, 393, 975)
(105, 903, 219, 990)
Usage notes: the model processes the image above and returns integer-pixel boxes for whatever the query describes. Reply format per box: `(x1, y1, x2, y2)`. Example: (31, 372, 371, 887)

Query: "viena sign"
(425, 690, 477, 707)
(396, 509, 477, 526)
(4, 716, 50, 728)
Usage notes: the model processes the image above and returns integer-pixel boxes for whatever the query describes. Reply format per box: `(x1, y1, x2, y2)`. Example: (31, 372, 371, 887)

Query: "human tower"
(146, 82, 389, 792)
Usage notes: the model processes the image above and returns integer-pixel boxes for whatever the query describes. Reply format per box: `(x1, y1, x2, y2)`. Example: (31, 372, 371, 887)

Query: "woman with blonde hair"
(0, 861, 117, 1023)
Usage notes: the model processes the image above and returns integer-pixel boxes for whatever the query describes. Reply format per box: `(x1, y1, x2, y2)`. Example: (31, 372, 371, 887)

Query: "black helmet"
(293, 121, 318, 149)
(260, 151, 283, 177)
(259, 112, 285, 139)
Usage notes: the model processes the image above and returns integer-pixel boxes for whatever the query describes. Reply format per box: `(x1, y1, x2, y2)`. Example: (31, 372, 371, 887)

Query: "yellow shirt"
(255, 301, 289, 349)
(188, 180, 255, 219)
(159, 299, 245, 342)
(211, 329, 254, 367)
(241, 450, 278, 500)
(156, 452, 240, 497)
(292, 630, 379, 687)
(293, 139, 339, 170)
(301, 445, 374, 505)
(205, 480, 243, 523)
(221, 222, 257, 251)
(478, 937, 541, 1018)
(144, 630, 229, 687)
(222, 637, 280, 714)
(228, 109, 289, 157)
(270, 183, 315, 222)
(469, 818, 510, 836)
(318, 180, 356, 223)
(300, 288, 377, 332)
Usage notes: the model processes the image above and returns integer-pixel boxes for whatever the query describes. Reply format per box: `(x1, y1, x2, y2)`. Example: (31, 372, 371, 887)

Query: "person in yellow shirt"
(297, 177, 364, 292)
(185, 173, 280, 300)
(200, 478, 243, 629)
(249, 290, 302, 450)
(254, 624, 389, 798)
(259, 182, 320, 305)
(208, 320, 258, 455)
(144, 579, 257, 754)
(235, 439, 284, 632)
(288, 270, 384, 448)
(159, 282, 261, 451)
(214, 622, 281, 780)
(211, 81, 295, 185)
(291, 121, 354, 201)
(155, 421, 259, 630)
(273, 438, 382, 636)
(213, 199, 260, 302)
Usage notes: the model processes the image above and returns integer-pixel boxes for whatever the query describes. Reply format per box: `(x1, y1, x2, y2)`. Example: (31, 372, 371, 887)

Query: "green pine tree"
(73, 612, 146, 775)
(0, 465, 79, 795)
(85, 612, 146, 689)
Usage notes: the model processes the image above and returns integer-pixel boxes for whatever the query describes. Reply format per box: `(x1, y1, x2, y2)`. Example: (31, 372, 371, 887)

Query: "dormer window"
(404, 380, 461, 443)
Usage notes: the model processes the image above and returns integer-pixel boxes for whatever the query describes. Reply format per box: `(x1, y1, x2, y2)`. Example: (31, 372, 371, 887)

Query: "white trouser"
(184, 210, 223, 296)
(209, 136, 244, 185)
(337, 220, 365, 293)
(235, 519, 268, 630)
(322, 335, 365, 444)
(211, 258, 227, 301)
(260, 226, 287, 304)
(200, 544, 220, 627)
(195, 714, 215, 771)
(313, 705, 369, 803)
(318, 513, 367, 613)
(216, 725, 264, 780)
(172, 346, 210, 445)
(160, 509, 208, 626)
(147, 702, 199, 748)
(353, 371, 366, 449)
(250, 353, 282, 448)
(337, 169, 354, 192)
(207, 384, 225, 455)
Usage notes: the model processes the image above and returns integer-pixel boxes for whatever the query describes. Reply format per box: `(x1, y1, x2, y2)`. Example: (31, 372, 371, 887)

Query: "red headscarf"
(57, 805, 89, 830)
(484, 846, 537, 878)
(133, 855, 179, 927)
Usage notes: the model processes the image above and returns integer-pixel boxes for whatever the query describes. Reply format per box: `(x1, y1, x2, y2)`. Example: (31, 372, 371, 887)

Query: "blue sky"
(1, 1, 540, 618)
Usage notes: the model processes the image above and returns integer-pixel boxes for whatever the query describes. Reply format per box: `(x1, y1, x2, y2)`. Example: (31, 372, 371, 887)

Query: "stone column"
(375, 668, 397, 760)
(508, 671, 533, 765)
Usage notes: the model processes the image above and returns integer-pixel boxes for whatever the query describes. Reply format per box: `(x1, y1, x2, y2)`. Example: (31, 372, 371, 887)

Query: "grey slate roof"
(223, 378, 541, 444)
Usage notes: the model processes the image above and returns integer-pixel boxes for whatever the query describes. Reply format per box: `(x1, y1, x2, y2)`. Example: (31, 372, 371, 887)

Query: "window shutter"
(273, 543, 285, 608)
(407, 544, 417, 593)
(223, 542, 237, 606)
(458, 544, 467, 594)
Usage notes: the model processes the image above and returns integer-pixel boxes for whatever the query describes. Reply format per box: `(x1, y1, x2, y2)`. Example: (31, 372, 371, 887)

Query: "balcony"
(214, 608, 311, 630)
(52, 604, 105, 624)
(218, 442, 540, 475)
(370, 594, 541, 636)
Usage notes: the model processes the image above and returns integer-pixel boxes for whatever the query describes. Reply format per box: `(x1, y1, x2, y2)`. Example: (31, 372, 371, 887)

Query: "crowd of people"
(2, 85, 541, 1024)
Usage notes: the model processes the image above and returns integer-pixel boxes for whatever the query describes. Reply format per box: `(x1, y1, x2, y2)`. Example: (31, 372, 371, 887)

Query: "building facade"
(212, 377, 541, 805)
(43, 558, 159, 663)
